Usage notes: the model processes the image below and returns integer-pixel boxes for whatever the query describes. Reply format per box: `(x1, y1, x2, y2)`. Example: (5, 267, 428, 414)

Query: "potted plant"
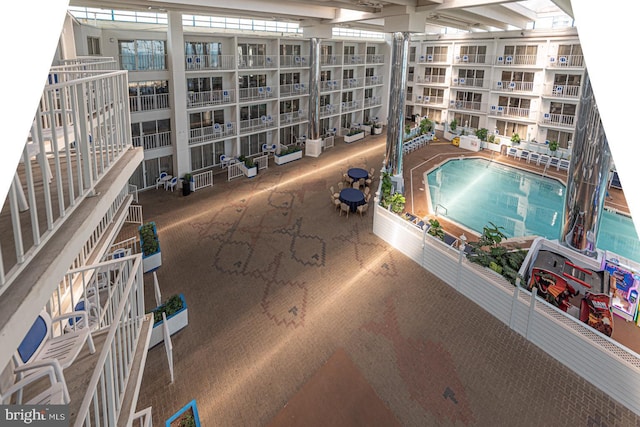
(548, 140, 559, 155)
(510, 133, 521, 145)
(237, 155, 257, 178)
(166, 399, 200, 427)
(419, 117, 433, 135)
(428, 219, 445, 241)
(182, 173, 193, 196)
(373, 121, 383, 135)
(149, 293, 189, 348)
(380, 172, 393, 208)
(344, 127, 365, 143)
(449, 118, 458, 132)
(274, 145, 303, 165)
(389, 193, 406, 213)
(404, 124, 411, 136)
(139, 222, 161, 273)
(475, 128, 488, 142)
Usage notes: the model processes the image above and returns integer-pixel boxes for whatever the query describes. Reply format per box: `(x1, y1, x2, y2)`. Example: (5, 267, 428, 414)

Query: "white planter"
(373, 126, 383, 135)
(485, 142, 502, 152)
(360, 124, 372, 134)
(240, 163, 258, 178)
(274, 149, 303, 165)
(149, 294, 189, 349)
(344, 132, 365, 143)
(142, 251, 162, 273)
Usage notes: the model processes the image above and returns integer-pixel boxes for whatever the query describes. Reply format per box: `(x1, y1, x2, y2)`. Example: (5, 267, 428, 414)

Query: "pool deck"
(402, 137, 631, 249)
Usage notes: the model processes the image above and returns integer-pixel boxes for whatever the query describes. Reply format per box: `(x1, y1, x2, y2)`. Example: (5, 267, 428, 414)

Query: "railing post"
(510, 285, 520, 329)
(526, 287, 537, 340)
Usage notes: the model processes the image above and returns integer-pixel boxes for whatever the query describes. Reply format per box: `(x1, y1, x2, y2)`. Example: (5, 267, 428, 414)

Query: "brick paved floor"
(134, 133, 640, 427)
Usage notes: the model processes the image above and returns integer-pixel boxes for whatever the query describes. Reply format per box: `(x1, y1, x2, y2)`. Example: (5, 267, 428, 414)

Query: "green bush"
(475, 128, 488, 141)
(139, 222, 160, 257)
(152, 294, 184, 324)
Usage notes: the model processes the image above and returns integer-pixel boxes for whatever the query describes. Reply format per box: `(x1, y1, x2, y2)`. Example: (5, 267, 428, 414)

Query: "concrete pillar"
(166, 11, 190, 178)
(384, 32, 410, 194)
(308, 38, 321, 141)
(561, 70, 611, 256)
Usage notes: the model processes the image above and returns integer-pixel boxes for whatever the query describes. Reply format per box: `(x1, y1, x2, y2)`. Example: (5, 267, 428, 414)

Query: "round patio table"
(339, 188, 365, 212)
(348, 167, 369, 183)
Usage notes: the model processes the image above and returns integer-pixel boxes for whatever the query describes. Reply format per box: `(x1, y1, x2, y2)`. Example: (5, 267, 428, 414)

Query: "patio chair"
(357, 202, 369, 217)
(528, 152, 540, 164)
(155, 172, 169, 189)
(340, 202, 350, 218)
(518, 150, 530, 162)
(2, 360, 70, 405)
(331, 195, 340, 211)
(166, 176, 178, 191)
(538, 154, 550, 166)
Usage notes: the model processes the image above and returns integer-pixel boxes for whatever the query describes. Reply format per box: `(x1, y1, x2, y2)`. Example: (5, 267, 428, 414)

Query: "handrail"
(435, 204, 448, 216)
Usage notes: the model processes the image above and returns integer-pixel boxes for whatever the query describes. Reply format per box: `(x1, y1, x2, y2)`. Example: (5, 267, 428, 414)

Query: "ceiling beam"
(417, 0, 515, 11)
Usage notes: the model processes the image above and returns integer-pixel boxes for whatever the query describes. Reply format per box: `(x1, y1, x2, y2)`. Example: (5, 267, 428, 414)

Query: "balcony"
(548, 55, 584, 68)
(280, 110, 307, 125)
(238, 55, 277, 69)
(365, 54, 384, 64)
(452, 77, 485, 89)
(130, 93, 170, 112)
(545, 84, 581, 98)
(491, 106, 534, 120)
(133, 131, 172, 150)
(450, 100, 484, 112)
(341, 100, 361, 112)
(343, 54, 365, 65)
(238, 86, 275, 102)
(320, 104, 338, 118)
(365, 75, 383, 86)
(453, 54, 488, 64)
(417, 53, 448, 63)
(187, 89, 236, 108)
(119, 53, 167, 71)
(279, 83, 308, 97)
(189, 122, 237, 144)
(321, 55, 341, 66)
(495, 54, 538, 66)
(185, 54, 235, 70)
(415, 75, 446, 85)
(279, 55, 309, 68)
(320, 80, 341, 92)
(541, 112, 576, 128)
(363, 96, 382, 108)
(343, 77, 364, 89)
(494, 80, 534, 92)
(240, 116, 276, 134)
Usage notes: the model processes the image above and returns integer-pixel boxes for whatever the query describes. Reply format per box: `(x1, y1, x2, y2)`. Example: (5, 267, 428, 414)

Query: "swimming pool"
(426, 158, 640, 262)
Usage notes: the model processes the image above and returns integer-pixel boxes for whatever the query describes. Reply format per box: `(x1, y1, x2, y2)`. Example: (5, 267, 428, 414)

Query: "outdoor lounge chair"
(2, 360, 70, 405)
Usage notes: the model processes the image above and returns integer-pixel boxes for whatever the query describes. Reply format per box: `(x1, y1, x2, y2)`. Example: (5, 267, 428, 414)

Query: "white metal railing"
(343, 54, 365, 65)
(453, 77, 484, 88)
(343, 77, 364, 89)
(109, 237, 140, 257)
(128, 184, 139, 203)
(279, 110, 307, 124)
(126, 205, 143, 225)
(187, 89, 235, 108)
(547, 84, 581, 98)
(341, 100, 360, 112)
(495, 54, 538, 66)
(496, 81, 534, 92)
(185, 54, 235, 70)
(254, 154, 269, 171)
(365, 75, 382, 86)
(542, 113, 576, 127)
(365, 54, 384, 64)
(129, 93, 170, 112)
(496, 106, 533, 119)
(454, 53, 488, 64)
(450, 100, 484, 111)
(320, 80, 341, 91)
(238, 86, 275, 102)
(372, 202, 640, 417)
(192, 170, 213, 191)
(415, 75, 446, 84)
(239, 116, 276, 133)
(363, 96, 381, 107)
(238, 55, 276, 69)
(417, 53, 448, 63)
(548, 54, 584, 68)
(189, 122, 236, 144)
(132, 131, 172, 151)
(73, 255, 146, 427)
(119, 53, 167, 71)
(319, 104, 338, 117)
(129, 407, 153, 427)
(320, 55, 341, 66)
(2, 66, 133, 289)
(227, 162, 244, 181)
(279, 55, 309, 68)
(279, 83, 308, 97)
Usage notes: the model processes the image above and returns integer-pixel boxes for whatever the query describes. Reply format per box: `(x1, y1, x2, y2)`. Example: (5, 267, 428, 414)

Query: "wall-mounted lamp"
(109, 37, 115, 43)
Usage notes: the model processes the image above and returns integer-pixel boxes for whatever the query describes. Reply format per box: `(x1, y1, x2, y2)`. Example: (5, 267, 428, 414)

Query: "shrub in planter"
(153, 294, 184, 324)
(510, 133, 521, 144)
(475, 128, 488, 142)
(139, 222, 162, 273)
(548, 140, 559, 153)
(389, 193, 406, 213)
(428, 219, 445, 241)
(449, 118, 458, 131)
(380, 172, 393, 208)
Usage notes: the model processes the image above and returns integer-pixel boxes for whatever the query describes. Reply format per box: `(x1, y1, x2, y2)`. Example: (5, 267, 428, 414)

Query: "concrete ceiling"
(69, 0, 573, 33)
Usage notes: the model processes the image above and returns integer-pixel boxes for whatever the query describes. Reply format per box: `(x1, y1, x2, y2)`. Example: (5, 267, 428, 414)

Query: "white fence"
(227, 162, 244, 181)
(126, 204, 143, 225)
(254, 154, 269, 171)
(193, 170, 213, 191)
(372, 201, 640, 416)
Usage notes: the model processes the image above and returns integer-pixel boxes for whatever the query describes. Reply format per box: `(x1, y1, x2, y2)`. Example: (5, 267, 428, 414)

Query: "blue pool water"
(426, 158, 640, 262)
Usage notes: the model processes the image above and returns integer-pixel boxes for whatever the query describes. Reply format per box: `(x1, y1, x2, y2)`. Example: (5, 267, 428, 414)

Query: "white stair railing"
(126, 205, 144, 225)
(129, 407, 153, 427)
(162, 312, 174, 383)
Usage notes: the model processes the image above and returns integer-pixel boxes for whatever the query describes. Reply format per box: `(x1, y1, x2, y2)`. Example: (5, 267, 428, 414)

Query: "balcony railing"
(1, 69, 132, 290)
(320, 104, 338, 118)
(365, 54, 384, 64)
(189, 122, 236, 144)
(453, 54, 488, 64)
(546, 84, 581, 98)
(279, 55, 309, 68)
(130, 93, 170, 112)
(185, 54, 235, 70)
(548, 55, 584, 68)
(365, 75, 383, 86)
(417, 53, 448, 63)
(321, 55, 341, 66)
(542, 113, 576, 127)
(341, 100, 360, 112)
(238, 55, 276, 69)
(239, 116, 276, 133)
(415, 75, 446, 84)
(343, 54, 365, 65)
(187, 89, 235, 108)
(343, 77, 364, 89)
(450, 100, 484, 111)
(320, 80, 341, 92)
(363, 96, 382, 107)
(57, 57, 118, 73)
(496, 106, 533, 119)
(132, 131, 172, 151)
(119, 53, 167, 71)
(452, 77, 485, 88)
(238, 86, 275, 102)
(495, 81, 534, 92)
(495, 54, 538, 66)
(279, 83, 308, 97)
(280, 110, 307, 125)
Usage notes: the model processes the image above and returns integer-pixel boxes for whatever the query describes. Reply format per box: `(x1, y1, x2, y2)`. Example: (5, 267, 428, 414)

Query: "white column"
(167, 11, 190, 178)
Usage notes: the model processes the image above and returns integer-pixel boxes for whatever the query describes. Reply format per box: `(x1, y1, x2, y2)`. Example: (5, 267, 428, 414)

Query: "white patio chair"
(155, 172, 169, 189)
(518, 150, 530, 162)
(506, 147, 518, 158)
(538, 154, 550, 166)
(558, 158, 570, 171)
(166, 176, 178, 192)
(2, 360, 70, 405)
(528, 152, 540, 164)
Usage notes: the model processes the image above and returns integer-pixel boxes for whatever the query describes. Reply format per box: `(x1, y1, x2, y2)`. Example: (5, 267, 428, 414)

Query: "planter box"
(360, 124, 372, 134)
(344, 132, 365, 143)
(166, 399, 201, 427)
(142, 251, 162, 273)
(149, 293, 189, 349)
(274, 149, 303, 165)
(373, 126, 383, 135)
(239, 163, 257, 178)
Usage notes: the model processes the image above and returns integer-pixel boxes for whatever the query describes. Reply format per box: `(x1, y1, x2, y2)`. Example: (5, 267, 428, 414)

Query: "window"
(424, 67, 446, 84)
(320, 45, 333, 56)
(187, 76, 223, 93)
(185, 41, 222, 68)
(423, 88, 444, 103)
(421, 108, 441, 123)
(546, 130, 573, 149)
(341, 113, 354, 129)
(240, 132, 266, 157)
(557, 44, 583, 67)
(343, 45, 355, 55)
(319, 95, 331, 107)
(191, 140, 225, 171)
(455, 91, 482, 110)
(238, 74, 267, 89)
(280, 99, 301, 113)
(240, 104, 267, 122)
(280, 44, 301, 56)
(131, 119, 172, 150)
(457, 69, 484, 87)
(280, 124, 302, 146)
(320, 70, 332, 82)
(280, 72, 300, 86)
(343, 69, 355, 80)
(495, 120, 527, 139)
(459, 45, 486, 63)
(366, 46, 376, 55)
(451, 113, 479, 131)
(409, 46, 416, 62)
(238, 43, 266, 67)
(129, 81, 170, 112)
(342, 91, 354, 103)
(87, 37, 101, 55)
(118, 39, 166, 71)
(189, 110, 225, 130)
(498, 96, 531, 117)
(425, 46, 448, 61)
(503, 45, 537, 65)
